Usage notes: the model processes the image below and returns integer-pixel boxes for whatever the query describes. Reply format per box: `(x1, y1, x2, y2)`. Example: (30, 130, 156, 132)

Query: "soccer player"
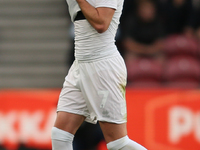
(51, 0, 147, 150)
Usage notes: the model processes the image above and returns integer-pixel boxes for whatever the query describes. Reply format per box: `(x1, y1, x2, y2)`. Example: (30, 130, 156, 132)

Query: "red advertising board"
(0, 89, 60, 150)
(0, 89, 200, 150)
(126, 89, 200, 150)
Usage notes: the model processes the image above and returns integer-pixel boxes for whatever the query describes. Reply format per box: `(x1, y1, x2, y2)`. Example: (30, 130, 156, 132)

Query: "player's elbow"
(94, 24, 108, 33)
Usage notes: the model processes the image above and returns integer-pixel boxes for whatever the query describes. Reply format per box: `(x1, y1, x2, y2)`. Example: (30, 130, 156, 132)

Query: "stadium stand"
(126, 57, 163, 88)
(163, 34, 199, 57)
(163, 56, 200, 88)
(162, 34, 200, 88)
(0, 0, 71, 88)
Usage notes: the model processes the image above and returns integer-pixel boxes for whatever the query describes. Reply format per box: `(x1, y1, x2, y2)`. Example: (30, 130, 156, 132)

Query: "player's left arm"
(76, 0, 115, 33)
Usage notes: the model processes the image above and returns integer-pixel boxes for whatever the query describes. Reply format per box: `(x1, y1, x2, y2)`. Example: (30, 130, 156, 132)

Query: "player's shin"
(51, 127, 74, 150)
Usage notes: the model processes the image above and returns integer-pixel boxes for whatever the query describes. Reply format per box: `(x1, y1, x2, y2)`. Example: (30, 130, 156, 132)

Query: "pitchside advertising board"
(0, 89, 200, 150)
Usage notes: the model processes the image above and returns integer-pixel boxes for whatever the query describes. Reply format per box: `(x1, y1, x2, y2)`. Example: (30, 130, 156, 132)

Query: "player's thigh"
(99, 121, 127, 143)
(54, 111, 85, 135)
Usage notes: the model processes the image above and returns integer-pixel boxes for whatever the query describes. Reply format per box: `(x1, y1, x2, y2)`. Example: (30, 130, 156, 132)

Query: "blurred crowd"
(0, 0, 199, 150)
(117, 0, 200, 88)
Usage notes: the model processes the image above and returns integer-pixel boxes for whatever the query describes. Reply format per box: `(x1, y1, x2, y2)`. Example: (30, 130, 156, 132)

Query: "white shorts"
(57, 53, 127, 124)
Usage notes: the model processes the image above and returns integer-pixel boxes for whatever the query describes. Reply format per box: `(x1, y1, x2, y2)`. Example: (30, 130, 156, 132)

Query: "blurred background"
(0, 0, 199, 150)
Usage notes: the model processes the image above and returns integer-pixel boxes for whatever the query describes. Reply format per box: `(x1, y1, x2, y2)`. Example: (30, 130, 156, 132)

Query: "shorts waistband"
(75, 51, 120, 63)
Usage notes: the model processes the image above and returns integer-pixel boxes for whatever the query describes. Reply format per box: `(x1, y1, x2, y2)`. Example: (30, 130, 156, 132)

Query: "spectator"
(120, 0, 137, 29)
(121, 0, 165, 61)
(192, 0, 200, 40)
(196, 26, 200, 40)
(158, 0, 196, 37)
(116, 0, 137, 57)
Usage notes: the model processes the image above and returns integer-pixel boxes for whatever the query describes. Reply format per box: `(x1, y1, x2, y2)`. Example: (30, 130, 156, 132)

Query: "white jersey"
(66, 0, 124, 61)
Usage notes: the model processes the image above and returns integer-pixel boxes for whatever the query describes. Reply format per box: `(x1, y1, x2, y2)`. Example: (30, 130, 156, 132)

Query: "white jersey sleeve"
(95, 0, 118, 9)
(66, 0, 81, 22)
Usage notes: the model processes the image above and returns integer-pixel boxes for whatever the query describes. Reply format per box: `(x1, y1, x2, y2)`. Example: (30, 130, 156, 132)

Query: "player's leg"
(99, 122, 147, 150)
(51, 111, 85, 150)
(99, 122, 127, 143)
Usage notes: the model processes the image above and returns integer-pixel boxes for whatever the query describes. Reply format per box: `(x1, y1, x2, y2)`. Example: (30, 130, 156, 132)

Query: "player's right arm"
(76, 0, 115, 33)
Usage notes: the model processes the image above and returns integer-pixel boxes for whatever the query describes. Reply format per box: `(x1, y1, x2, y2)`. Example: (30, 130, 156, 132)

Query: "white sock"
(107, 136, 147, 150)
(51, 127, 74, 150)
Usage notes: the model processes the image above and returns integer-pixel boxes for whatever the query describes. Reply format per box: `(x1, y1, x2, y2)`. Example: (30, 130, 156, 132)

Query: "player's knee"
(107, 136, 147, 150)
(51, 127, 74, 142)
